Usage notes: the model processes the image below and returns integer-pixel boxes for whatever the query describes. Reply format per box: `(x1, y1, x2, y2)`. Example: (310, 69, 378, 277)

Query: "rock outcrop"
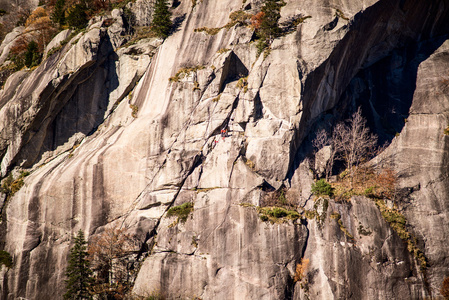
(0, 0, 448, 299)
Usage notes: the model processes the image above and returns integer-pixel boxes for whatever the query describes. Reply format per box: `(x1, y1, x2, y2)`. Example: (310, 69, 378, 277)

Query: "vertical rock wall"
(0, 0, 448, 299)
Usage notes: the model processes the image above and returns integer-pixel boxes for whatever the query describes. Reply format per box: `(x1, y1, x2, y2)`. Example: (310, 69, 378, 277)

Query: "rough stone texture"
(0, 0, 448, 299)
(0, 27, 24, 65)
(378, 39, 449, 298)
(43, 29, 73, 59)
(128, 0, 154, 27)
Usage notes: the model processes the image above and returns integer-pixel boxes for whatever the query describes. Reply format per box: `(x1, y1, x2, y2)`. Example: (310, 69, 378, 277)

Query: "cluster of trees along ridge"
(0, 0, 172, 74)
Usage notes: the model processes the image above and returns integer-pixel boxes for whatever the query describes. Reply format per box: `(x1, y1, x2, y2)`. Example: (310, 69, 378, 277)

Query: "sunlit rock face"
(0, 0, 448, 299)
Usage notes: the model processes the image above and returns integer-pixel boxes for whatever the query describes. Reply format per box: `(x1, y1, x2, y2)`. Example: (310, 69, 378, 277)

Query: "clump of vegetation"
(211, 94, 221, 102)
(303, 209, 316, 219)
(444, 125, 449, 135)
(280, 14, 312, 34)
(129, 104, 138, 118)
(226, 10, 252, 28)
(217, 48, 230, 54)
(375, 199, 427, 272)
(1, 171, 30, 197)
(335, 8, 349, 20)
(194, 26, 222, 35)
(245, 158, 255, 169)
(260, 186, 297, 209)
(258, 206, 300, 223)
(311, 179, 334, 197)
(123, 26, 156, 47)
(330, 212, 354, 239)
(194, 9, 251, 36)
(357, 223, 372, 236)
(192, 81, 200, 91)
(191, 235, 198, 247)
(236, 76, 248, 93)
(169, 65, 204, 82)
(312, 107, 378, 184)
(166, 202, 194, 223)
(294, 257, 309, 283)
(146, 291, 166, 300)
(192, 187, 219, 193)
(332, 167, 397, 202)
(0, 250, 13, 269)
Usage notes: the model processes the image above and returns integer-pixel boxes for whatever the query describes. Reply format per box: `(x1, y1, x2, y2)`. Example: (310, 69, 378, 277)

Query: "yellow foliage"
(25, 7, 48, 27)
(294, 258, 309, 282)
(23, 7, 56, 52)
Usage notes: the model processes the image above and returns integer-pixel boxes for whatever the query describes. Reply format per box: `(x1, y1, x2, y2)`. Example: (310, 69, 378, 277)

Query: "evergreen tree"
(51, 0, 66, 26)
(66, 2, 89, 30)
(259, 0, 284, 42)
(64, 230, 93, 300)
(151, 0, 172, 39)
(24, 41, 41, 68)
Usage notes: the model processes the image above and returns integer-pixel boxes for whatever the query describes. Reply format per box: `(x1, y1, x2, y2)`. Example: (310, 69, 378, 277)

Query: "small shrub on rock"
(258, 206, 300, 223)
(0, 250, 13, 268)
(166, 202, 194, 223)
(311, 179, 334, 197)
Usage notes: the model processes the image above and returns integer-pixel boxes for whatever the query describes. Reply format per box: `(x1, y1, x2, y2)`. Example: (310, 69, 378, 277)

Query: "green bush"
(0, 250, 13, 268)
(1, 171, 30, 197)
(255, 39, 268, 56)
(258, 207, 300, 223)
(311, 179, 334, 197)
(166, 202, 194, 223)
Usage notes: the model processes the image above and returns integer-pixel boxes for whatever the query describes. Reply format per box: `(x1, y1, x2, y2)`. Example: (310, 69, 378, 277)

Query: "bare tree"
(312, 127, 342, 180)
(334, 107, 377, 183)
(312, 128, 328, 150)
(312, 108, 377, 183)
(88, 226, 137, 299)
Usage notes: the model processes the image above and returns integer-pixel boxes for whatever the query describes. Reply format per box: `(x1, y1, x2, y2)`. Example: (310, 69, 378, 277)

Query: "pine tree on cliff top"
(151, 0, 172, 39)
(64, 230, 93, 300)
(259, 0, 284, 42)
(51, 0, 66, 26)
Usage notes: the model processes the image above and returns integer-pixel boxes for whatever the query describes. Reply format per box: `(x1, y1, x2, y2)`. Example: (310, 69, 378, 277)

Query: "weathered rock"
(43, 29, 72, 59)
(0, 0, 448, 299)
(0, 27, 24, 65)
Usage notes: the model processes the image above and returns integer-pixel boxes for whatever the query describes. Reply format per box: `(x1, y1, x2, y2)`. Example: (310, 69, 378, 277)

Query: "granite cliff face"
(0, 0, 448, 299)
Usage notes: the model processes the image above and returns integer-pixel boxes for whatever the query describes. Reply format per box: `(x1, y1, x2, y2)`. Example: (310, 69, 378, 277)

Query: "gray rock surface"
(0, 0, 448, 299)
